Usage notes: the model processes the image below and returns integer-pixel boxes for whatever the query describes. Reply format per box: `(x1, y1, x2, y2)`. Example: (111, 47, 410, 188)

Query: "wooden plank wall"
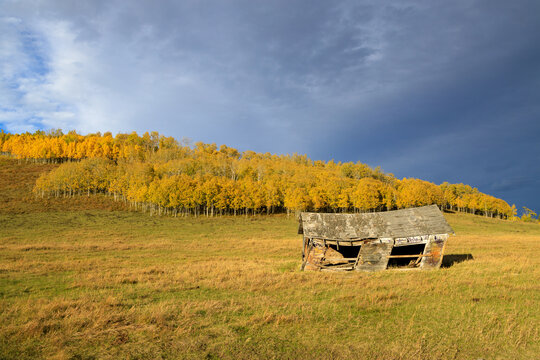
(356, 239, 393, 271)
(420, 235, 448, 269)
(302, 234, 449, 271)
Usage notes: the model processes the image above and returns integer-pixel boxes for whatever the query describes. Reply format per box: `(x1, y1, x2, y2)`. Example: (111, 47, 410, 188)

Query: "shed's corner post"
(300, 237, 310, 271)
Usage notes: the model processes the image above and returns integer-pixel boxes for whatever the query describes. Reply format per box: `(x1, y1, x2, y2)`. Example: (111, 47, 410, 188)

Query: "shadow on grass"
(441, 254, 474, 268)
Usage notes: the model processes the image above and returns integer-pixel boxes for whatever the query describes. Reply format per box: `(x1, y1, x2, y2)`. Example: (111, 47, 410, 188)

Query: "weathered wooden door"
(356, 239, 393, 271)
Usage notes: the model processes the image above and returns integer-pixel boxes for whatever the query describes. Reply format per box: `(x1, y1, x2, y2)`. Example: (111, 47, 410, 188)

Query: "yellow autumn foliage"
(0, 129, 515, 218)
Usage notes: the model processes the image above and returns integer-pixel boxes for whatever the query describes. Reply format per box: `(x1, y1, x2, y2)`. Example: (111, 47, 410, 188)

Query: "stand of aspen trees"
(0, 129, 516, 218)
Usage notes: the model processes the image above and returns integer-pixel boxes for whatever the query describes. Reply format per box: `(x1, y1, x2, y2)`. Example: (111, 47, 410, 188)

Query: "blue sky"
(1, 0, 539, 213)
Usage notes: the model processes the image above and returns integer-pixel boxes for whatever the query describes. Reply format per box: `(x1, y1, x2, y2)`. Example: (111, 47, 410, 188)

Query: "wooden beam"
(353, 251, 361, 269)
(311, 238, 366, 246)
(300, 240, 313, 271)
(320, 263, 355, 270)
(387, 254, 432, 258)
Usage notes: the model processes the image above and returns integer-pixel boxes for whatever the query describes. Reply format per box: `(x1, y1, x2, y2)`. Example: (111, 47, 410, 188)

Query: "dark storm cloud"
(1, 0, 539, 212)
(491, 177, 540, 193)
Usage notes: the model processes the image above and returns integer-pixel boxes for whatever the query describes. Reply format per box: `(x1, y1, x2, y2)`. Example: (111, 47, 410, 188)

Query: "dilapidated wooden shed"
(299, 205, 454, 271)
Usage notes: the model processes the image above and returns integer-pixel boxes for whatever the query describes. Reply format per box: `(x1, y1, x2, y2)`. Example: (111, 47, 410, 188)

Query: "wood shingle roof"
(299, 205, 454, 240)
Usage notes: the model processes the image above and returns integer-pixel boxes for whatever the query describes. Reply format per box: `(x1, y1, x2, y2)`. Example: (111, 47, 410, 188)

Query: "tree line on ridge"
(0, 129, 517, 219)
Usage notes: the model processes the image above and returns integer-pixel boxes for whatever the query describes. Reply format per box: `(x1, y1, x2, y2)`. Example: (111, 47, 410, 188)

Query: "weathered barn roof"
(299, 205, 454, 240)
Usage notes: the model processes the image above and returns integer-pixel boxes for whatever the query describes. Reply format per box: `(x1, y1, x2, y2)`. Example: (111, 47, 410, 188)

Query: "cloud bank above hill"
(1, 0, 540, 212)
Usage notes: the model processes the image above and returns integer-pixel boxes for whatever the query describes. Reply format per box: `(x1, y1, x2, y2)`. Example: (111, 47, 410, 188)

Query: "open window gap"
(327, 244, 361, 259)
(387, 243, 426, 268)
(320, 244, 361, 269)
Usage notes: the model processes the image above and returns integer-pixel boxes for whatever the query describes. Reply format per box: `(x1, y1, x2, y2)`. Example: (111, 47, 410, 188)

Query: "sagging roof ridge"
(299, 205, 454, 240)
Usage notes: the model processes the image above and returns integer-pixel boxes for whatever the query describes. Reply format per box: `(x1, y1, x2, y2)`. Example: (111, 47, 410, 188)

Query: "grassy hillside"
(0, 158, 539, 359)
(0, 157, 127, 214)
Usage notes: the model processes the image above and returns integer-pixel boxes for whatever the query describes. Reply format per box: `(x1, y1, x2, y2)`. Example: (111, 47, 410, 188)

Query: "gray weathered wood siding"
(299, 206, 453, 271)
(420, 235, 448, 269)
(356, 239, 393, 271)
(299, 205, 453, 240)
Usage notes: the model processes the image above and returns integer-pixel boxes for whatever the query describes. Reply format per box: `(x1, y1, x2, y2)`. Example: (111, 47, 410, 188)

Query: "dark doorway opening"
(387, 243, 426, 268)
(328, 244, 361, 259)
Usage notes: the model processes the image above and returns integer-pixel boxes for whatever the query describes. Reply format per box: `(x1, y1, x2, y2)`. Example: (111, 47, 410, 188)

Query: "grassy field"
(1, 157, 539, 359)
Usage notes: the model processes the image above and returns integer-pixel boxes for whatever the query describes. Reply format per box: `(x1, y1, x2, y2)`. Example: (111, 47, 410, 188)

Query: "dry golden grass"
(0, 157, 539, 359)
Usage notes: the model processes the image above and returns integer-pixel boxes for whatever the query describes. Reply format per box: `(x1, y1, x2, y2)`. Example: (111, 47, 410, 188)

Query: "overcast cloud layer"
(1, 0, 539, 212)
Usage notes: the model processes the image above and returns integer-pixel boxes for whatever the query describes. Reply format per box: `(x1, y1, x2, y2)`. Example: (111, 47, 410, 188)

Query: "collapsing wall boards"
(299, 205, 453, 272)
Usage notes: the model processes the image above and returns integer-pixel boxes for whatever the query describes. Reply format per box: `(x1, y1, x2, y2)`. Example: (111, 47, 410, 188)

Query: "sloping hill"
(0, 157, 127, 214)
